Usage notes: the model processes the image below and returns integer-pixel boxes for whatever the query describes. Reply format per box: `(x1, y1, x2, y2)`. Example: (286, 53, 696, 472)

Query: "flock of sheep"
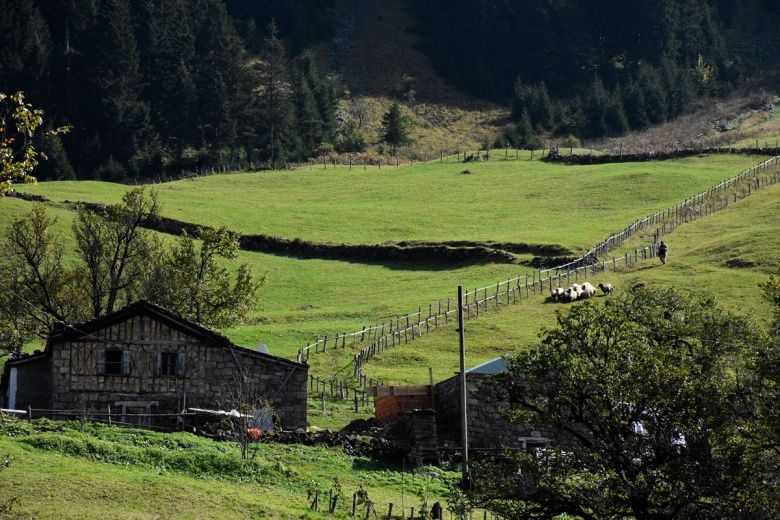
(548, 282, 613, 303)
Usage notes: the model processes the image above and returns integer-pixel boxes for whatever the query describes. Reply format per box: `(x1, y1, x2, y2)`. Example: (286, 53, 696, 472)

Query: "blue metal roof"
(466, 357, 508, 375)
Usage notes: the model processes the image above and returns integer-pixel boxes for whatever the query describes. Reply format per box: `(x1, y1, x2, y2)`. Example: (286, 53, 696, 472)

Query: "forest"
(2, 0, 779, 180)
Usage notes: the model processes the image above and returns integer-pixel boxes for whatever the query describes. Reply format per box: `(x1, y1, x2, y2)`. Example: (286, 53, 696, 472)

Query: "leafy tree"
(336, 117, 366, 153)
(0, 205, 81, 351)
(470, 287, 775, 519)
(0, 92, 67, 196)
(381, 103, 410, 149)
(144, 226, 262, 328)
(1, 190, 262, 353)
(73, 188, 161, 318)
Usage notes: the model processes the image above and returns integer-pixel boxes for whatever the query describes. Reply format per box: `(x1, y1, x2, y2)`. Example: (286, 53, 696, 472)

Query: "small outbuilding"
(2, 300, 308, 430)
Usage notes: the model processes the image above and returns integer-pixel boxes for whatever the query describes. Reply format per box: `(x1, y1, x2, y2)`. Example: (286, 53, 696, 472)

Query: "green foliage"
(145, 227, 263, 328)
(472, 287, 777, 519)
(381, 103, 410, 149)
(0, 92, 67, 196)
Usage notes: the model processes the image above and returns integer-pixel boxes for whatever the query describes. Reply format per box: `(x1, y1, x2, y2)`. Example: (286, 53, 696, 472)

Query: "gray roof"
(466, 357, 508, 375)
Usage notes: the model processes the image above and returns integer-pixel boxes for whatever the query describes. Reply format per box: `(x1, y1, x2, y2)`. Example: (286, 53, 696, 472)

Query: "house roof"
(48, 299, 306, 369)
(465, 356, 508, 375)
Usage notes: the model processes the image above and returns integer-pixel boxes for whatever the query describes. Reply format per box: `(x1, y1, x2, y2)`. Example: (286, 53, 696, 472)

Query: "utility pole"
(457, 286, 469, 487)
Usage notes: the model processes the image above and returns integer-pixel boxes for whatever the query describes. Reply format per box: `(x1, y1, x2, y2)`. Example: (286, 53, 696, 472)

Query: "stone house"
(2, 300, 308, 430)
(435, 357, 554, 450)
(370, 357, 554, 451)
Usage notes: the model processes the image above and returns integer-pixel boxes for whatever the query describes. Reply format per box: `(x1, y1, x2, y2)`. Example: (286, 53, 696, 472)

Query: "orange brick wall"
(375, 394, 433, 422)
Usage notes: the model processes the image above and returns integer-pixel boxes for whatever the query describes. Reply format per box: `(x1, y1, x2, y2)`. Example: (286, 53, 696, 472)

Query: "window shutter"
(121, 351, 132, 376)
(155, 352, 162, 376)
(96, 350, 106, 374)
(176, 352, 187, 378)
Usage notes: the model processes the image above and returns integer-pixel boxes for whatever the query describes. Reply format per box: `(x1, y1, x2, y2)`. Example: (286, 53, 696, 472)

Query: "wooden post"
(28, 405, 32, 423)
(457, 286, 469, 487)
(107, 405, 112, 426)
(387, 503, 393, 519)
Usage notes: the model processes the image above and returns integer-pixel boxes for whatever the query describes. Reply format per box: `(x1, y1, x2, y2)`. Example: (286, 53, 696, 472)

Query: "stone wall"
(8, 354, 50, 410)
(48, 313, 307, 430)
(435, 374, 553, 449)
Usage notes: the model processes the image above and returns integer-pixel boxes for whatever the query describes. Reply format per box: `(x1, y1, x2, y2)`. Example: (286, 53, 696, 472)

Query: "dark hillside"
(1, 0, 779, 181)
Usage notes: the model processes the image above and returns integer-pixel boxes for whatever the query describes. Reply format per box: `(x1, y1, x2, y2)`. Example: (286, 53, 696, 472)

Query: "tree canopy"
(469, 286, 780, 519)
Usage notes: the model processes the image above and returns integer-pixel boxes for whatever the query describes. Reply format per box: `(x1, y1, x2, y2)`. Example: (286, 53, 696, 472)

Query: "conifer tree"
(639, 64, 668, 124)
(530, 82, 555, 131)
(381, 103, 410, 149)
(85, 0, 150, 172)
(257, 20, 295, 167)
(517, 110, 540, 149)
(623, 81, 649, 130)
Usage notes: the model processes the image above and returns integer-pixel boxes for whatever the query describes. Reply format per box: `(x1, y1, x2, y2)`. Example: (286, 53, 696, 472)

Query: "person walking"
(658, 241, 668, 265)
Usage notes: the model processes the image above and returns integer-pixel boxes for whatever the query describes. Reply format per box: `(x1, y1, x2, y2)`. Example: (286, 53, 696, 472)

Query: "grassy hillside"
(357, 179, 780, 385)
(16, 154, 763, 250)
(0, 418, 456, 519)
(4, 153, 775, 369)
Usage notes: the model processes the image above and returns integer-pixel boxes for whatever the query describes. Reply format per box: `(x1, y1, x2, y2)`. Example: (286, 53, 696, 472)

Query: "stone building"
(370, 357, 554, 451)
(435, 357, 554, 450)
(2, 300, 308, 430)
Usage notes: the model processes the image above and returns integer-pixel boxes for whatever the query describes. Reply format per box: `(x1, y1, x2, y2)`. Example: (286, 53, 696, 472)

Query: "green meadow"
(0, 418, 456, 519)
(357, 179, 780, 386)
(16, 153, 763, 250)
(4, 153, 776, 376)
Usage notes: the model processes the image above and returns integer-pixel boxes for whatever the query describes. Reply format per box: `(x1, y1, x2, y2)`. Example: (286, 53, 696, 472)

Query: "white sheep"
(580, 282, 597, 299)
(563, 287, 578, 302)
(598, 283, 614, 295)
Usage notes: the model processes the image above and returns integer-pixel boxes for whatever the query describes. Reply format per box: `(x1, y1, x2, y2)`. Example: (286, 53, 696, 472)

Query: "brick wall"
(375, 394, 433, 422)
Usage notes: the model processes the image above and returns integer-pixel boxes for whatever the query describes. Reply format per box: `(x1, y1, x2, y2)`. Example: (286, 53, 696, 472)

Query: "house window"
(157, 352, 187, 378)
(160, 352, 178, 376)
(105, 350, 123, 375)
(97, 349, 131, 376)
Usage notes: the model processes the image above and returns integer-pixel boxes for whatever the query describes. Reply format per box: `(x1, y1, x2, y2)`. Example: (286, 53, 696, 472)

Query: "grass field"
(16, 154, 764, 250)
(3, 153, 776, 376)
(0, 418, 456, 519)
(355, 179, 780, 386)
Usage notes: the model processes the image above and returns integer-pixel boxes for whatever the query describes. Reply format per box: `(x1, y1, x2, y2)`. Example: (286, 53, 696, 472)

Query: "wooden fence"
(296, 156, 780, 392)
(307, 487, 507, 519)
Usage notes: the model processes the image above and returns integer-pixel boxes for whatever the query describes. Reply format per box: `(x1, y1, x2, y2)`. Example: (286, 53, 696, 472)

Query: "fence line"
(155, 143, 780, 184)
(298, 157, 780, 391)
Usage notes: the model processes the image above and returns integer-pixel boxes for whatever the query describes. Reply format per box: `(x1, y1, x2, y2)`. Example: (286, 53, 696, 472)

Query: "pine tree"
(584, 77, 610, 138)
(530, 82, 555, 131)
(191, 0, 247, 150)
(517, 110, 540, 149)
(145, 0, 198, 155)
(604, 97, 630, 136)
(623, 81, 649, 130)
(85, 0, 150, 170)
(257, 20, 295, 167)
(293, 74, 324, 156)
(638, 64, 668, 124)
(381, 103, 410, 149)
(510, 78, 531, 121)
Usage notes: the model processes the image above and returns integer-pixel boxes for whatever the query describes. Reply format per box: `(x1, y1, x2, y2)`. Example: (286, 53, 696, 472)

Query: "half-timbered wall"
(49, 313, 307, 429)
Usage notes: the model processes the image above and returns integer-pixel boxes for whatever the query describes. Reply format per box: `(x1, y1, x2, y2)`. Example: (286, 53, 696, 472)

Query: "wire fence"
(154, 142, 780, 184)
(299, 156, 780, 390)
(306, 487, 508, 520)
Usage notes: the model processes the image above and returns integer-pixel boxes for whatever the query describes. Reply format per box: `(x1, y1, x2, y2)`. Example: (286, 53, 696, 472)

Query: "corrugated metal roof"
(466, 356, 508, 375)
